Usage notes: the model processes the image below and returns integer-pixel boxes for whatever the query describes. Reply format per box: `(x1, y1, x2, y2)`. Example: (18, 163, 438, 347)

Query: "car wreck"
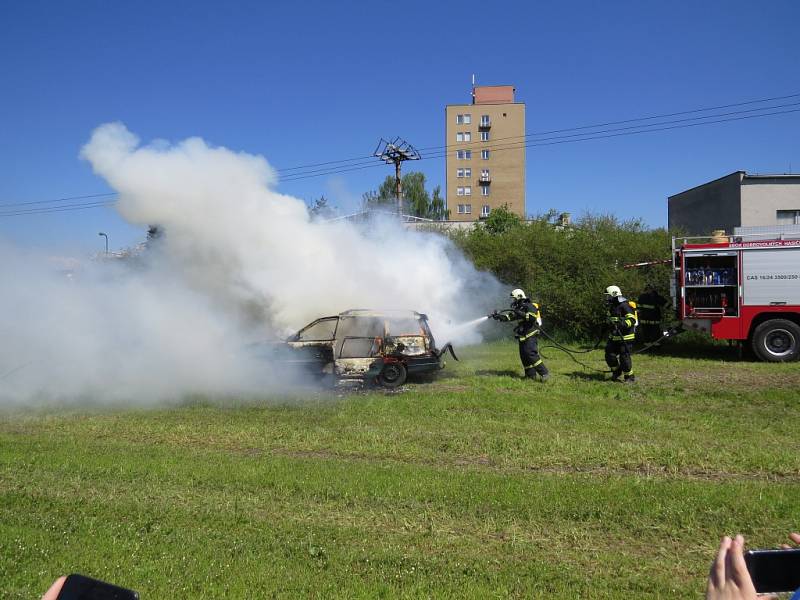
(282, 309, 457, 387)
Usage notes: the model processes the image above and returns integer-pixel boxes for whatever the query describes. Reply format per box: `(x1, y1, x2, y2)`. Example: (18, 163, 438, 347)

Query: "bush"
(451, 210, 672, 339)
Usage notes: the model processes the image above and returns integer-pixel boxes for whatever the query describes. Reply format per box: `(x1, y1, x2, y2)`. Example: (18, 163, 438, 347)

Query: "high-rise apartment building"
(445, 85, 526, 221)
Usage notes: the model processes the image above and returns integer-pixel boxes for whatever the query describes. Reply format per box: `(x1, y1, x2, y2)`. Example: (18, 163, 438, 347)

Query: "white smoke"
(0, 123, 503, 404)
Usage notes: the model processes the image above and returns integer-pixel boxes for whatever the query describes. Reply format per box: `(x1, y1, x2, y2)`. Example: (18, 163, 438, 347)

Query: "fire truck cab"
(672, 230, 800, 361)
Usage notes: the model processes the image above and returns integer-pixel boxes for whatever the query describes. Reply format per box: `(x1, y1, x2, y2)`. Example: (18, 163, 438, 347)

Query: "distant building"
(668, 171, 800, 235)
(445, 85, 525, 221)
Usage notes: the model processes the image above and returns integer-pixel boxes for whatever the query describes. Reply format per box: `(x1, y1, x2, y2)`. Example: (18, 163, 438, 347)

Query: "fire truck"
(671, 229, 800, 361)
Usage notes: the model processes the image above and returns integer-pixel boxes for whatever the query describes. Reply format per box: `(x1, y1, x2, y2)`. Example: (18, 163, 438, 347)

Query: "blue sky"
(1, 0, 798, 252)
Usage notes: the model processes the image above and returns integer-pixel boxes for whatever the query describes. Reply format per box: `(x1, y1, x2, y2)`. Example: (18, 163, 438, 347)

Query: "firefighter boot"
(610, 369, 622, 382)
(623, 373, 636, 384)
(536, 363, 550, 382)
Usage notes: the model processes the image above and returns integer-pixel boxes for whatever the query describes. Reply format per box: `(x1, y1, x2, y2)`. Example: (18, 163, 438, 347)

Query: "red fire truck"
(671, 231, 800, 361)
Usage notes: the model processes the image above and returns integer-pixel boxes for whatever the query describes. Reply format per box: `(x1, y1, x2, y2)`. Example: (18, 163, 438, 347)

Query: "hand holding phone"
(44, 574, 138, 600)
(745, 548, 800, 594)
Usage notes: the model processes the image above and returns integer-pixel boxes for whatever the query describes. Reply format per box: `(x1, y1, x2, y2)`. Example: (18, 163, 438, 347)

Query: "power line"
(279, 159, 382, 180)
(277, 154, 376, 173)
(276, 104, 800, 182)
(0, 200, 117, 218)
(4, 93, 800, 213)
(274, 91, 800, 174)
(414, 91, 800, 153)
(0, 192, 118, 209)
(412, 100, 800, 160)
(278, 100, 800, 181)
(417, 105, 800, 160)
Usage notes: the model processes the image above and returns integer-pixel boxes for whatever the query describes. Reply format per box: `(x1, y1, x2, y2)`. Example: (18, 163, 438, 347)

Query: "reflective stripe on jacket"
(499, 299, 542, 340)
(607, 298, 636, 341)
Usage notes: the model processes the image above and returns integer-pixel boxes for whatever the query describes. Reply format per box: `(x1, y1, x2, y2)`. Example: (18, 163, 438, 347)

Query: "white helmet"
(510, 288, 527, 300)
(605, 285, 622, 298)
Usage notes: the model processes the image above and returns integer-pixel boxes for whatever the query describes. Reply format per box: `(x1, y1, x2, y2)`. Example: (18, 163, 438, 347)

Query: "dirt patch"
(644, 368, 800, 392)
(437, 385, 472, 394)
(259, 446, 800, 483)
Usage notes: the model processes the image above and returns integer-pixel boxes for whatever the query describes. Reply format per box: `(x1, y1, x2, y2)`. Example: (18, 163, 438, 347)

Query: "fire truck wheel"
(751, 319, 800, 362)
(378, 362, 407, 387)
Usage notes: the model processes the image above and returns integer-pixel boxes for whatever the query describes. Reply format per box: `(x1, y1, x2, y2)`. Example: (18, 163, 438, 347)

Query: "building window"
(456, 114, 472, 124)
(480, 131, 489, 141)
(457, 150, 472, 160)
(480, 115, 490, 126)
(456, 168, 464, 178)
(465, 203, 472, 213)
(464, 186, 472, 196)
(464, 168, 471, 178)
(481, 186, 489, 196)
(456, 132, 472, 142)
(481, 205, 491, 217)
(480, 169, 489, 180)
(481, 150, 490, 160)
(457, 187, 464, 196)
(458, 203, 472, 214)
(777, 209, 800, 224)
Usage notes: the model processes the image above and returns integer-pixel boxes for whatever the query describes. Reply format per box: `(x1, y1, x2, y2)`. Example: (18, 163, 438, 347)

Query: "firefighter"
(491, 288, 550, 381)
(604, 285, 637, 383)
(636, 283, 669, 344)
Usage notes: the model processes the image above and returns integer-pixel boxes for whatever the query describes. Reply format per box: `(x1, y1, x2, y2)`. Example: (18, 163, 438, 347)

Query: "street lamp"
(98, 232, 108, 254)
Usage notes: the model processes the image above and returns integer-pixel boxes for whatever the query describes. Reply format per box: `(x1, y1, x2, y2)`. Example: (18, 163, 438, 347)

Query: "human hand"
(706, 535, 776, 600)
(41, 576, 66, 600)
(780, 532, 800, 549)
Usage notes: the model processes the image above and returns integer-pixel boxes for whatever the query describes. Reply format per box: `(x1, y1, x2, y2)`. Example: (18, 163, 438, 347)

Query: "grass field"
(2, 339, 799, 598)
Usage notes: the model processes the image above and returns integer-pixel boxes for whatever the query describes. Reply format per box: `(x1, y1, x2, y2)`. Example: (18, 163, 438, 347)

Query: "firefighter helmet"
(510, 288, 527, 300)
(605, 285, 622, 298)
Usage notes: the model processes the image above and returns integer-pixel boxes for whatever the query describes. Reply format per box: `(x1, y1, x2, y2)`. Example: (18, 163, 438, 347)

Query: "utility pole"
(374, 137, 421, 218)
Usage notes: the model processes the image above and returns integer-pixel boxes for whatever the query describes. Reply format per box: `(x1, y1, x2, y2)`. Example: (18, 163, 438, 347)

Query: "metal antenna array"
(373, 137, 421, 216)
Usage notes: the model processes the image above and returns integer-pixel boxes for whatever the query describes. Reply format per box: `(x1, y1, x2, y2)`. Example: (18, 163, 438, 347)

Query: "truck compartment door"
(742, 248, 800, 306)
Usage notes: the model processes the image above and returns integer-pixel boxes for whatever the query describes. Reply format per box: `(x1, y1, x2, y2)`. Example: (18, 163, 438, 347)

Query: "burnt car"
(283, 309, 457, 387)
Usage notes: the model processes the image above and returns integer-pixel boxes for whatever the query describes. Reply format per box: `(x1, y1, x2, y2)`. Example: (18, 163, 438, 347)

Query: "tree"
(361, 189, 393, 212)
(482, 204, 522, 234)
(309, 195, 337, 220)
(362, 171, 449, 220)
(450, 211, 672, 338)
(429, 185, 449, 221)
(402, 172, 430, 218)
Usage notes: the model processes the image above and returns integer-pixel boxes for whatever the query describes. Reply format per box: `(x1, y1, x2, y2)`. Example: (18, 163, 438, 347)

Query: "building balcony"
(478, 175, 491, 184)
(478, 119, 491, 129)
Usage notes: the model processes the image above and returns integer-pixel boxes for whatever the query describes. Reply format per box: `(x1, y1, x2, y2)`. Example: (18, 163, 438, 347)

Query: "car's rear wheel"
(377, 363, 407, 387)
(751, 319, 800, 362)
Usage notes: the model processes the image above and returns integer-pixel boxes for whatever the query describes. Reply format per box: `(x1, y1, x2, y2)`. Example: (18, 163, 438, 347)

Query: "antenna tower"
(373, 137, 421, 217)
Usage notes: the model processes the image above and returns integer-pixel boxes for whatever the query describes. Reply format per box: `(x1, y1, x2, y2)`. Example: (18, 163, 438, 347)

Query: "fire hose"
(489, 311, 678, 373)
(537, 326, 678, 373)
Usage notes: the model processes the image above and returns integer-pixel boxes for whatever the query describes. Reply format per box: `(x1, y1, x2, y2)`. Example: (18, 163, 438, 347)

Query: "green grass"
(2, 340, 799, 598)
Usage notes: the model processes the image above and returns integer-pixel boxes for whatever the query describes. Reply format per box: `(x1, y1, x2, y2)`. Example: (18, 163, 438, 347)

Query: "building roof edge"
(742, 173, 800, 180)
(668, 171, 745, 199)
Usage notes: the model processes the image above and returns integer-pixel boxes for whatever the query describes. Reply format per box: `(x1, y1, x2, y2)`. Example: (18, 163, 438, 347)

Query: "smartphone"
(56, 573, 139, 600)
(744, 548, 800, 594)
